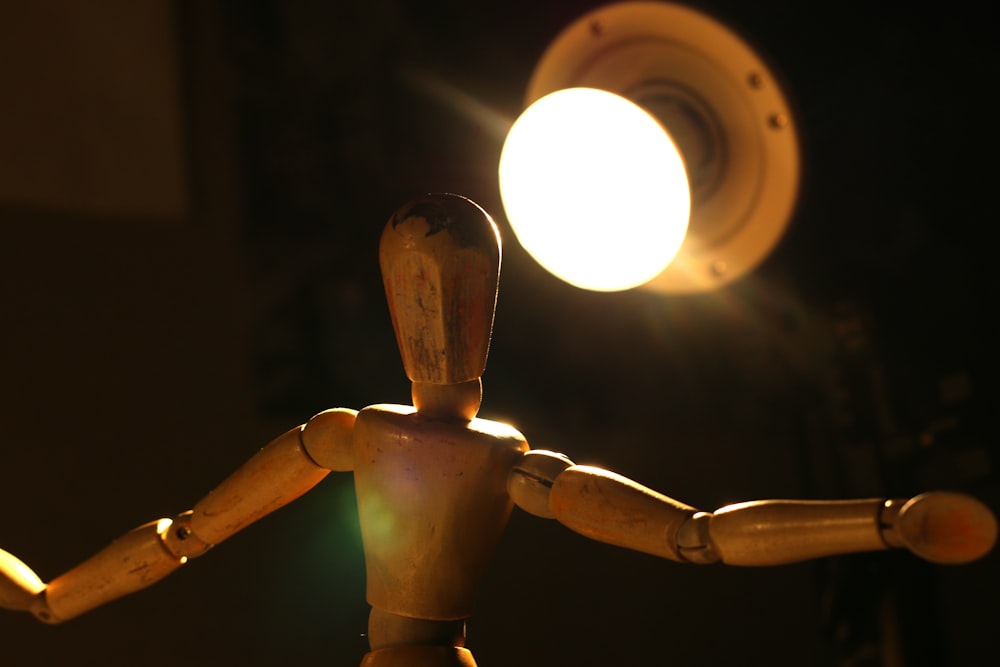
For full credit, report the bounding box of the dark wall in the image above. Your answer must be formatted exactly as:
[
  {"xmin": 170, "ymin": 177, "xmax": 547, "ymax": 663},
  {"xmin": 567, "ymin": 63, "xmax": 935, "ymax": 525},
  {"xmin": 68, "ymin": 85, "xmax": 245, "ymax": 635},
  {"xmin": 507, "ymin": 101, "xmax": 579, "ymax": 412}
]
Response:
[{"xmin": 1, "ymin": 2, "xmax": 996, "ymax": 665}]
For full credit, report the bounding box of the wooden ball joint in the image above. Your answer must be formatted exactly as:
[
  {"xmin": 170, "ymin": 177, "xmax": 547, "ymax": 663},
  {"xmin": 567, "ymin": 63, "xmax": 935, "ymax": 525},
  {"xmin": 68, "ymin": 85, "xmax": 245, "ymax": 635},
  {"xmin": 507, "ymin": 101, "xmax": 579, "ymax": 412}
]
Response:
[{"xmin": 1, "ymin": 193, "xmax": 996, "ymax": 666}]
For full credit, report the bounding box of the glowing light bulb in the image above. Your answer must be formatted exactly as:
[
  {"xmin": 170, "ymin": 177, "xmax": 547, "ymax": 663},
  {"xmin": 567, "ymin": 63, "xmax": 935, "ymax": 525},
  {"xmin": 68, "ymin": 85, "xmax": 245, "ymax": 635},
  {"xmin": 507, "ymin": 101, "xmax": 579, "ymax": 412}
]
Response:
[{"xmin": 499, "ymin": 88, "xmax": 690, "ymax": 292}]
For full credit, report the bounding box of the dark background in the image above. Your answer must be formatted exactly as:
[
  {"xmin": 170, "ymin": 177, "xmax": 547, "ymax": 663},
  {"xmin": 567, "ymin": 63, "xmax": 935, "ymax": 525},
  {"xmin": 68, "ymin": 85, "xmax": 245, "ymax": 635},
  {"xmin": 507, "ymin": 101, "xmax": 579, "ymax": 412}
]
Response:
[{"xmin": 1, "ymin": 1, "xmax": 996, "ymax": 665}]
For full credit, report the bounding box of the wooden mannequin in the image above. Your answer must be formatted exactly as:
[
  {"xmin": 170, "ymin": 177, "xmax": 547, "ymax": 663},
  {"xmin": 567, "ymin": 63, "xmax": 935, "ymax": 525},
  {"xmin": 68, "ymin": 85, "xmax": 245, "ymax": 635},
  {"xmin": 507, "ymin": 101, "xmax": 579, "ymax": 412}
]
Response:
[{"xmin": 0, "ymin": 194, "xmax": 996, "ymax": 666}]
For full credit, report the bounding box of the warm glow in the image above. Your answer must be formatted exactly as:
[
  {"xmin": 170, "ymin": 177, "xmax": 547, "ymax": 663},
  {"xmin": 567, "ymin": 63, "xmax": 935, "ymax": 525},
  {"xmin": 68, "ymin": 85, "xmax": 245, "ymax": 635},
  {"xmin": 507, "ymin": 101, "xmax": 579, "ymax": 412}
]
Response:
[{"xmin": 499, "ymin": 88, "xmax": 690, "ymax": 291}]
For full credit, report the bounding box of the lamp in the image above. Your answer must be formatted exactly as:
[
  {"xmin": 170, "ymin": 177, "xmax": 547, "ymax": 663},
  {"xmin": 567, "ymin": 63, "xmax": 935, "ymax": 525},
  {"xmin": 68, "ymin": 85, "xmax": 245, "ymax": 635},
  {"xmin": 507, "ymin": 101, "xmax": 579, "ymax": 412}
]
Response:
[{"xmin": 499, "ymin": 1, "xmax": 800, "ymax": 293}]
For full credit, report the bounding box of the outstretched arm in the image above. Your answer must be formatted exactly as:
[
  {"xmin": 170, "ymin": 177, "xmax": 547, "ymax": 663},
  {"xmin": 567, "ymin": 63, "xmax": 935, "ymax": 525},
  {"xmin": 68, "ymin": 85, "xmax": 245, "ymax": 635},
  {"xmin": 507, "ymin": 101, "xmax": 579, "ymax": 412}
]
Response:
[
  {"xmin": 508, "ymin": 450, "xmax": 997, "ymax": 566},
  {"xmin": 0, "ymin": 408, "xmax": 356, "ymax": 623}
]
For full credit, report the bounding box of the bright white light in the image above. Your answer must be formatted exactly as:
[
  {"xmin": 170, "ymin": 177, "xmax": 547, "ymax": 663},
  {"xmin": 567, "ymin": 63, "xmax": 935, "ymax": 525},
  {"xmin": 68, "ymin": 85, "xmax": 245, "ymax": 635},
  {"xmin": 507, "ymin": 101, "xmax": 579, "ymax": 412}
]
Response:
[{"xmin": 499, "ymin": 88, "xmax": 690, "ymax": 291}]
